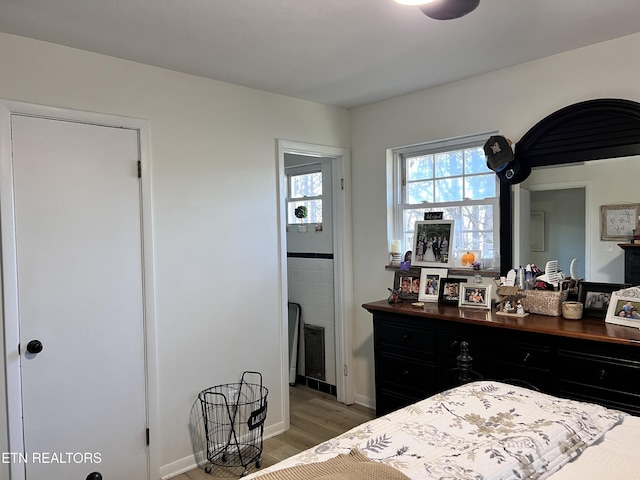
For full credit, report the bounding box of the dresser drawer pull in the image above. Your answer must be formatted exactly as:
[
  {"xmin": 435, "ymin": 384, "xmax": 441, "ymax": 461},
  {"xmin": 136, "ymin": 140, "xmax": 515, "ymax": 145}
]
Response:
[
  {"xmin": 522, "ymin": 352, "xmax": 532, "ymax": 364},
  {"xmin": 450, "ymin": 340, "xmax": 459, "ymax": 350},
  {"xmin": 402, "ymin": 369, "xmax": 410, "ymax": 377},
  {"xmin": 598, "ymin": 369, "xmax": 608, "ymax": 382},
  {"xmin": 402, "ymin": 333, "xmax": 411, "ymax": 341}
]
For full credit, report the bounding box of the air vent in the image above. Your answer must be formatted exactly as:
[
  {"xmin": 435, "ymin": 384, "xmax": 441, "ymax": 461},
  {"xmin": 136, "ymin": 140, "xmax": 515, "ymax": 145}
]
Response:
[{"xmin": 304, "ymin": 325, "xmax": 325, "ymax": 381}]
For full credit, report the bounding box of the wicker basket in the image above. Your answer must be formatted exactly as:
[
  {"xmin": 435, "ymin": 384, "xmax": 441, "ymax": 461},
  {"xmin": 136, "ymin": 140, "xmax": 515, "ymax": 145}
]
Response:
[{"xmin": 521, "ymin": 287, "xmax": 568, "ymax": 316}]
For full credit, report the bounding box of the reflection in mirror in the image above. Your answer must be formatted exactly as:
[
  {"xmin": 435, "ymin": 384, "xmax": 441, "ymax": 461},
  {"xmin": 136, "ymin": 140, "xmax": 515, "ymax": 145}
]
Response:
[
  {"xmin": 528, "ymin": 187, "xmax": 585, "ymax": 279},
  {"xmin": 511, "ymin": 157, "xmax": 639, "ymax": 283},
  {"xmin": 498, "ymin": 98, "xmax": 640, "ymax": 280}
]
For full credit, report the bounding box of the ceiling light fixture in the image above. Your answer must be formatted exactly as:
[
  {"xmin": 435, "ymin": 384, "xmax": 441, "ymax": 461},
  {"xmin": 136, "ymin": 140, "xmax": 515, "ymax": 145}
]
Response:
[
  {"xmin": 394, "ymin": 0, "xmax": 437, "ymax": 5},
  {"xmin": 395, "ymin": 0, "xmax": 480, "ymax": 20}
]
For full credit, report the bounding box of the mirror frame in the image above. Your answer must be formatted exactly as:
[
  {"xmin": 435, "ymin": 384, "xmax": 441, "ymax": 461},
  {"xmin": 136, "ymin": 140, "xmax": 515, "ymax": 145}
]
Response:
[{"xmin": 499, "ymin": 98, "xmax": 640, "ymax": 274}]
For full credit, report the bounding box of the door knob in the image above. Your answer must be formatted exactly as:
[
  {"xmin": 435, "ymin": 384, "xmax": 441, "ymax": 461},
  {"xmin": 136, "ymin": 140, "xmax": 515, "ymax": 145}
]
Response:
[
  {"xmin": 26, "ymin": 340, "xmax": 43, "ymax": 354},
  {"xmin": 86, "ymin": 473, "xmax": 102, "ymax": 480}
]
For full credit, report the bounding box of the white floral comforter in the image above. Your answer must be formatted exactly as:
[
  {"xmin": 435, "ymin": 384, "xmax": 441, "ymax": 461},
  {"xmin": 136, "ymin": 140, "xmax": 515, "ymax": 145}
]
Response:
[{"xmin": 248, "ymin": 381, "xmax": 625, "ymax": 480}]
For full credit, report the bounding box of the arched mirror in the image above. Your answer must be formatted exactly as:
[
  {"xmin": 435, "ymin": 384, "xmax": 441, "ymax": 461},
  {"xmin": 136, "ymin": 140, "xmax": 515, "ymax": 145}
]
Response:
[{"xmin": 499, "ymin": 98, "xmax": 640, "ymax": 276}]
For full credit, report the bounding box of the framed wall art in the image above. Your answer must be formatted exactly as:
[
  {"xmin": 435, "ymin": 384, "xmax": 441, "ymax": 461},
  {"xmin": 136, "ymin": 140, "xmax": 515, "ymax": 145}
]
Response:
[
  {"xmin": 578, "ymin": 281, "xmax": 630, "ymax": 319},
  {"xmin": 411, "ymin": 219, "xmax": 455, "ymax": 267},
  {"xmin": 438, "ymin": 277, "xmax": 467, "ymax": 305},
  {"xmin": 600, "ymin": 203, "xmax": 640, "ymax": 241},
  {"xmin": 605, "ymin": 286, "xmax": 640, "ymax": 329},
  {"xmin": 418, "ymin": 268, "xmax": 448, "ymax": 303},
  {"xmin": 459, "ymin": 284, "xmax": 492, "ymax": 309}
]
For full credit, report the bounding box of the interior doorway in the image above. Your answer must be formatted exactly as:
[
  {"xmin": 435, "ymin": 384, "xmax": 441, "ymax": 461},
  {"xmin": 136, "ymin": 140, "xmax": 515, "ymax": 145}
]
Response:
[
  {"xmin": 276, "ymin": 140, "xmax": 354, "ymax": 429},
  {"xmin": 0, "ymin": 100, "xmax": 159, "ymax": 480}
]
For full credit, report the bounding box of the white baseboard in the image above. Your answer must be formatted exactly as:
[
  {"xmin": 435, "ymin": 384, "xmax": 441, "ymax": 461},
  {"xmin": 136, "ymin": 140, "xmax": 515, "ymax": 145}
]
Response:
[
  {"xmin": 354, "ymin": 393, "xmax": 375, "ymax": 411},
  {"xmin": 160, "ymin": 421, "xmax": 285, "ymax": 479}
]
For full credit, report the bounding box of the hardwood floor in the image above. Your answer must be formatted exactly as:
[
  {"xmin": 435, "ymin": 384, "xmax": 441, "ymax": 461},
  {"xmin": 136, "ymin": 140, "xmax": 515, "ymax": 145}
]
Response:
[{"xmin": 172, "ymin": 385, "xmax": 374, "ymax": 480}]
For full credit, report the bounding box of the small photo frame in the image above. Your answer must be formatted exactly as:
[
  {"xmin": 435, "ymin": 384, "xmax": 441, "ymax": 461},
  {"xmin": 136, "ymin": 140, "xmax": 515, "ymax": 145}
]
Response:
[
  {"xmin": 393, "ymin": 268, "xmax": 422, "ymax": 300},
  {"xmin": 578, "ymin": 281, "xmax": 630, "ymax": 319},
  {"xmin": 418, "ymin": 268, "xmax": 448, "ymax": 302},
  {"xmin": 411, "ymin": 220, "xmax": 455, "ymax": 267},
  {"xmin": 605, "ymin": 287, "xmax": 640, "ymax": 329},
  {"xmin": 459, "ymin": 284, "xmax": 492, "ymax": 309},
  {"xmin": 438, "ymin": 277, "xmax": 467, "ymax": 305}
]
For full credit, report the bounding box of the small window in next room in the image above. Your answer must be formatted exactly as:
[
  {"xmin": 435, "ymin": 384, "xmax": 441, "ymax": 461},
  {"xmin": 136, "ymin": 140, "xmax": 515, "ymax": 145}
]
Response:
[
  {"xmin": 389, "ymin": 132, "xmax": 500, "ymax": 267},
  {"xmin": 286, "ymin": 164, "xmax": 323, "ymax": 225}
]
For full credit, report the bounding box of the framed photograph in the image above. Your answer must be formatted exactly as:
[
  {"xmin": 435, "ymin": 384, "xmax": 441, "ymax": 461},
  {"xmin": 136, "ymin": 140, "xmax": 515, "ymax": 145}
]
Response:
[
  {"xmin": 530, "ymin": 211, "xmax": 545, "ymax": 251},
  {"xmin": 438, "ymin": 277, "xmax": 467, "ymax": 305},
  {"xmin": 418, "ymin": 268, "xmax": 448, "ymax": 302},
  {"xmin": 392, "ymin": 268, "xmax": 422, "ymax": 300},
  {"xmin": 459, "ymin": 284, "xmax": 492, "ymax": 309},
  {"xmin": 578, "ymin": 281, "xmax": 630, "ymax": 319},
  {"xmin": 411, "ymin": 220, "xmax": 455, "ymax": 267},
  {"xmin": 605, "ymin": 286, "xmax": 640, "ymax": 329},
  {"xmin": 600, "ymin": 203, "xmax": 640, "ymax": 241}
]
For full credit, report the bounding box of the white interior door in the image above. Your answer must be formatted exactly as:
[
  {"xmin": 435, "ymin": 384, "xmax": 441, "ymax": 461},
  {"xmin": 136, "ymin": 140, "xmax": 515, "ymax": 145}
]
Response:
[{"xmin": 10, "ymin": 115, "xmax": 148, "ymax": 479}]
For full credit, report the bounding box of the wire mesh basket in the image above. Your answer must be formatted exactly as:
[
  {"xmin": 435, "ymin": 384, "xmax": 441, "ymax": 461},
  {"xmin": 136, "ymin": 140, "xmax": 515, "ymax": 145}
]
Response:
[{"xmin": 198, "ymin": 371, "xmax": 268, "ymax": 477}]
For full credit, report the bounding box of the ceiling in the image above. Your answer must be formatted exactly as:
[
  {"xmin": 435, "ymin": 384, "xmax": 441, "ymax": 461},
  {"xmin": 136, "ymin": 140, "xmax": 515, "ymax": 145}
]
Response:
[{"xmin": 1, "ymin": 0, "xmax": 639, "ymax": 108}]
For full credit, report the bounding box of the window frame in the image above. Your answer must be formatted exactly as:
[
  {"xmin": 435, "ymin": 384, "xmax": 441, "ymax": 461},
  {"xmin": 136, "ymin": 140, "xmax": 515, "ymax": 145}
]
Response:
[
  {"xmin": 389, "ymin": 131, "xmax": 500, "ymax": 267},
  {"xmin": 285, "ymin": 163, "xmax": 323, "ymax": 226}
]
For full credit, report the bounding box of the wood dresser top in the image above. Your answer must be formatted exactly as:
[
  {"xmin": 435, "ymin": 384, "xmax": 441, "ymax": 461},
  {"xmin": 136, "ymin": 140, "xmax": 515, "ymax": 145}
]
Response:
[{"xmin": 363, "ymin": 299, "xmax": 640, "ymax": 347}]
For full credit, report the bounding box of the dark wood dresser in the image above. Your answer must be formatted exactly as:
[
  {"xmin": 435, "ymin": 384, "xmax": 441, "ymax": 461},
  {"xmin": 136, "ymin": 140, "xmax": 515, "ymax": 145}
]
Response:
[
  {"xmin": 363, "ymin": 300, "xmax": 640, "ymax": 417},
  {"xmin": 619, "ymin": 243, "xmax": 640, "ymax": 285}
]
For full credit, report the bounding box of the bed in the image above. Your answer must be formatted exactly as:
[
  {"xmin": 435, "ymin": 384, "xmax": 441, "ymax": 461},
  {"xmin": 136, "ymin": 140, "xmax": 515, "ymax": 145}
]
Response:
[{"xmin": 244, "ymin": 381, "xmax": 640, "ymax": 480}]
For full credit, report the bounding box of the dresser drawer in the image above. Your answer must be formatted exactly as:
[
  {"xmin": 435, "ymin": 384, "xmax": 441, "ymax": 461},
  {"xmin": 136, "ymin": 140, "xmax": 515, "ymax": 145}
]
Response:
[
  {"xmin": 440, "ymin": 332, "xmax": 551, "ymax": 371},
  {"xmin": 376, "ymin": 388, "xmax": 426, "ymax": 417},
  {"xmin": 377, "ymin": 352, "xmax": 436, "ymax": 393},
  {"xmin": 557, "ymin": 380, "xmax": 640, "ymax": 416},
  {"xmin": 375, "ymin": 318, "xmax": 436, "ymax": 356},
  {"xmin": 557, "ymin": 350, "xmax": 640, "ymax": 395}
]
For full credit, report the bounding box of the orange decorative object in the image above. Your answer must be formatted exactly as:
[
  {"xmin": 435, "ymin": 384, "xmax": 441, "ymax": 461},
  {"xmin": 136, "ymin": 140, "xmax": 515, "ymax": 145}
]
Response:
[{"xmin": 461, "ymin": 251, "xmax": 475, "ymax": 266}]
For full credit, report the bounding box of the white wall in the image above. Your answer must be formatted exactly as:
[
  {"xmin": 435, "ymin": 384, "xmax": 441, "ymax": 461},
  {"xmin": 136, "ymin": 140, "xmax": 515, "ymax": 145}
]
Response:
[
  {"xmin": 0, "ymin": 33, "xmax": 350, "ymax": 478},
  {"xmin": 349, "ymin": 33, "xmax": 640, "ymax": 404}
]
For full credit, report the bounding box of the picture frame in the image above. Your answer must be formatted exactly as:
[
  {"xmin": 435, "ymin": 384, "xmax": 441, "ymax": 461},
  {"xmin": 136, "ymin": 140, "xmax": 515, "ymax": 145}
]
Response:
[
  {"xmin": 438, "ymin": 277, "xmax": 467, "ymax": 305},
  {"xmin": 459, "ymin": 283, "xmax": 492, "ymax": 309},
  {"xmin": 411, "ymin": 220, "xmax": 455, "ymax": 267},
  {"xmin": 392, "ymin": 268, "xmax": 422, "ymax": 301},
  {"xmin": 577, "ymin": 281, "xmax": 630, "ymax": 319},
  {"xmin": 530, "ymin": 211, "xmax": 545, "ymax": 252},
  {"xmin": 600, "ymin": 203, "xmax": 640, "ymax": 241},
  {"xmin": 605, "ymin": 286, "xmax": 640, "ymax": 329},
  {"xmin": 418, "ymin": 268, "xmax": 448, "ymax": 302}
]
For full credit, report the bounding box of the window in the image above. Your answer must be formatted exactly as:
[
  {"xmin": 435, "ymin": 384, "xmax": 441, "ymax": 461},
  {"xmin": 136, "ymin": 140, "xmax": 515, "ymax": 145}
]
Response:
[
  {"xmin": 286, "ymin": 164, "xmax": 323, "ymax": 225},
  {"xmin": 390, "ymin": 132, "xmax": 500, "ymax": 265}
]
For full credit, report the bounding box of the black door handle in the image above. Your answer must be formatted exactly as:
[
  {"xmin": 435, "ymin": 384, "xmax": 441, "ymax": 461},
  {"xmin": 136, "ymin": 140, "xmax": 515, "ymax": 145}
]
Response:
[
  {"xmin": 26, "ymin": 340, "xmax": 43, "ymax": 354},
  {"xmin": 86, "ymin": 472, "xmax": 102, "ymax": 480}
]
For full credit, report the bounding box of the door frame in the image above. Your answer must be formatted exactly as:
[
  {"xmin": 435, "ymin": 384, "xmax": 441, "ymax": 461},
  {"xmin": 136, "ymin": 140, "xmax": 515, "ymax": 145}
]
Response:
[
  {"xmin": 276, "ymin": 140, "xmax": 354, "ymax": 428},
  {"xmin": 0, "ymin": 99, "xmax": 159, "ymax": 480}
]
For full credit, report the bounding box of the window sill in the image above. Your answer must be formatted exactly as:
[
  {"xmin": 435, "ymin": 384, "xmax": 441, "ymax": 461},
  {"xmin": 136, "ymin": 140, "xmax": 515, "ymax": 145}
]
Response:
[{"xmin": 385, "ymin": 265, "xmax": 500, "ymax": 278}]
